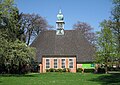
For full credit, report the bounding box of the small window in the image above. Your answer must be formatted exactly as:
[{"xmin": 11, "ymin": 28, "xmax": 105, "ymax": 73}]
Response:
[
  {"xmin": 46, "ymin": 59, "xmax": 50, "ymax": 68},
  {"xmin": 54, "ymin": 59, "xmax": 58, "ymax": 68},
  {"xmin": 59, "ymin": 23, "xmax": 63, "ymax": 27},
  {"xmin": 69, "ymin": 59, "xmax": 73, "ymax": 68},
  {"xmin": 61, "ymin": 59, "xmax": 65, "ymax": 68},
  {"xmin": 58, "ymin": 23, "xmax": 63, "ymax": 28}
]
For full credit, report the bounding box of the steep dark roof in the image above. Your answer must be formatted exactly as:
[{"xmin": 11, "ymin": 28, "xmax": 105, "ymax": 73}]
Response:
[{"xmin": 31, "ymin": 30, "xmax": 95, "ymax": 63}]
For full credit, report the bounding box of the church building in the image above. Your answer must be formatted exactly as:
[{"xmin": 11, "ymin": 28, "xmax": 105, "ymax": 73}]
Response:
[{"xmin": 31, "ymin": 10, "xmax": 95, "ymax": 73}]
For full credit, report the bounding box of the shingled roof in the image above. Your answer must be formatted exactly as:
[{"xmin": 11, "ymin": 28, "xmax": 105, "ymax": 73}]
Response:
[{"xmin": 30, "ymin": 30, "xmax": 95, "ymax": 63}]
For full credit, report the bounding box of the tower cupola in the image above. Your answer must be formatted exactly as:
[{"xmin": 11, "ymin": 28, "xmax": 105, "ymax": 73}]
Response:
[
  {"xmin": 57, "ymin": 9, "xmax": 64, "ymax": 21},
  {"xmin": 56, "ymin": 9, "xmax": 65, "ymax": 35}
]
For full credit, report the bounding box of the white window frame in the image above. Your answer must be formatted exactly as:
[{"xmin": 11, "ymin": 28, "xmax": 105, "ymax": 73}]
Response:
[
  {"xmin": 69, "ymin": 58, "xmax": 74, "ymax": 68},
  {"xmin": 45, "ymin": 58, "xmax": 50, "ymax": 69},
  {"xmin": 61, "ymin": 58, "xmax": 66, "ymax": 68},
  {"xmin": 54, "ymin": 59, "xmax": 58, "ymax": 69}
]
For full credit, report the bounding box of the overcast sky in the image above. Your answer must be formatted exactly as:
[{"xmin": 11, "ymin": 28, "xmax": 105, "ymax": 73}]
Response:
[{"xmin": 15, "ymin": 0, "xmax": 113, "ymax": 32}]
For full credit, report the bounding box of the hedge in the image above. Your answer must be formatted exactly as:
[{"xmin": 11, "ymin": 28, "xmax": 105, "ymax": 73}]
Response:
[{"xmin": 45, "ymin": 68, "xmax": 70, "ymax": 72}]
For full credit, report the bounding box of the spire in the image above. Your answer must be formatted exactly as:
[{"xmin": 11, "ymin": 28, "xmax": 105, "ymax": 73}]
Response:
[
  {"xmin": 59, "ymin": 9, "xmax": 62, "ymax": 14},
  {"xmin": 57, "ymin": 9, "xmax": 64, "ymax": 21}
]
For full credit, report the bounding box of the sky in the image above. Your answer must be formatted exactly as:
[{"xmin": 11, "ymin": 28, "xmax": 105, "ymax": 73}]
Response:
[{"xmin": 15, "ymin": 0, "xmax": 113, "ymax": 32}]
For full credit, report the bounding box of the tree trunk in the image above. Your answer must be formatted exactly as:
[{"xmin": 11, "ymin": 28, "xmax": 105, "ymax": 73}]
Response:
[
  {"xmin": 105, "ymin": 64, "xmax": 108, "ymax": 74},
  {"xmin": 19, "ymin": 61, "xmax": 21, "ymax": 74},
  {"xmin": 105, "ymin": 57, "xmax": 108, "ymax": 74},
  {"xmin": 27, "ymin": 32, "xmax": 32, "ymax": 45}
]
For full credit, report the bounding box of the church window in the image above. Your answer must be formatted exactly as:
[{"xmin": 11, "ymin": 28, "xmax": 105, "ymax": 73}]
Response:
[
  {"xmin": 46, "ymin": 59, "xmax": 50, "ymax": 68},
  {"xmin": 54, "ymin": 59, "xmax": 58, "ymax": 68},
  {"xmin": 61, "ymin": 59, "xmax": 65, "ymax": 68},
  {"xmin": 69, "ymin": 59, "xmax": 73, "ymax": 68}
]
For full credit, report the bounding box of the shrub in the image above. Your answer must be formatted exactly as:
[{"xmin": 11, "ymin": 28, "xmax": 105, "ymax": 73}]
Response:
[
  {"xmin": 77, "ymin": 68, "xmax": 83, "ymax": 73},
  {"xmin": 62, "ymin": 68, "xmax": 70, "ymax": 72},
  {"xmin": 49, "ymin": 68, "xmax": 55, "ymax": 72},
  {"xmin": 97, "ymin": 68, "xmax": 105, "ymax": 73},
  {"xmin": 108, "ymin": 67, "xmax": 120, "ymax": 71},
  {"xmin": 62, "ymin": 68, "xmax": 66, "ymax": 72},
  {"xmin": 54, "ymin": 69, "xmax": 59, "ymax": 72},
  {"xmin": 57, "ymin": 68, "xmax": 62, "ymax": 72},
  {"xmin": 46, "ymin": 69, "xmax": 49, "ymax": 72},
  {"xmin": 66, "ymin": 68, "xmax": 70, "ymax": 72},
  {"xmin": 108, "ymin": 67, "xmax": 114, "ymax": 71},
  {"xmin": 84, "ymin": 69, "xmax": 95, "ymax": 73},
  {"xmin": 46, "ymin": 68, "xmax": 71, "ymax": 72}
]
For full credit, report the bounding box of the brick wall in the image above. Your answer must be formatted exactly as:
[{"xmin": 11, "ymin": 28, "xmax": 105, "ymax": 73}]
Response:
[{"xmin": 41, "ymin": 57, "xmax": 76, "ymax": 73}]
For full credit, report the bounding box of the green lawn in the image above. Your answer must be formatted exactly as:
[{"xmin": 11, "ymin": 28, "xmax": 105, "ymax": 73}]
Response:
[{"xmin": 0, "ymin": 73, "xmax": 120, "ymax": 85}]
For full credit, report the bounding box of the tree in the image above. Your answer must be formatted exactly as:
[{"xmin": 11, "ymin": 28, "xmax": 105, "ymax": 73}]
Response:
[
  {"xmin": 0, "ymin": 0, "xmax": 22, "ymax": 41},
  {"xmin": 95, "ymin": 0, "xmax": 120, "ymax": 73},
  {"xmin": 0, "ymin": 0, "xmax": 50, "ymax": 45},
  {"xmin": 96, "ymin": 20, "xmax": 115, "ymax": 73},
  {"xmin": 73, "ymin": 21, "xmax": 96, "ymax": 44},
  {"xmin": 0, "ymin": 0, "xmax": 35, "ymax": 74},
  {"xmin": 0, "ymin": 34, "xmax": 35, "ymax": 74},
  {"xmin": 21, "ymin": 13, "xmax": 49, "ymax": 45},
  {"xmin": 110, "ymin": 0, "xmax": 120, "ymax": 63},
  {"xmin": 9, "ymin": 40, "xmax": 35, "ymax": 74}
]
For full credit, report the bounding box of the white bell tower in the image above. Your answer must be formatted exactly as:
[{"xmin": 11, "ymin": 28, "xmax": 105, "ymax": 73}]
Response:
[{"xmin": 56, "ymin": 9, "xmax": 65, "ymax": 35}]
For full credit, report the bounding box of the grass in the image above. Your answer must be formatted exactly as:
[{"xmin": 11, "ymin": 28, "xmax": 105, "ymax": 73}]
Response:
[{"xmin": 0, "ymin": 73, "xmax": 120, "ymax": 85}]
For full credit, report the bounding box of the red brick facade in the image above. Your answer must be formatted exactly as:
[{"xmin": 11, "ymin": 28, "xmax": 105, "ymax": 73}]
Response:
[{"xmin": 39, "ymin": 57, "xmax": 76, "ymax": 73}]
